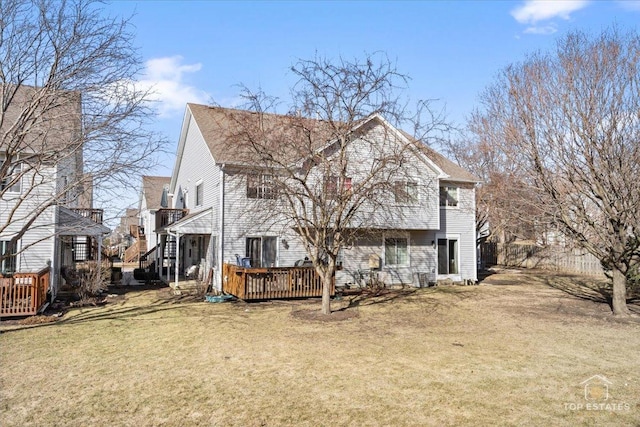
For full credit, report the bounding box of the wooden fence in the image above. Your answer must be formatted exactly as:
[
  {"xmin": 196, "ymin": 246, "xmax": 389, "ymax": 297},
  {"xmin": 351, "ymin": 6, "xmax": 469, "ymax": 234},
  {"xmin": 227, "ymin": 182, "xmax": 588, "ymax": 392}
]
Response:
[
  {"xmin": 0, "ymin": 267, "xmax": 50, "ymax": 317},
  {"xmin": 222, "ymin": 263, "xmax": 333, "ymax": 300},
  {"xmin": 481, "ymin": 242, "xmax": 605, "ymax": 278}
]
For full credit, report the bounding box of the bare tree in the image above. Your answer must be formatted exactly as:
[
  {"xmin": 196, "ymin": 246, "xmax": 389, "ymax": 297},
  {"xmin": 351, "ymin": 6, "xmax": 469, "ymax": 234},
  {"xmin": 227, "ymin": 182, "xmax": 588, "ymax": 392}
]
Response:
[
  {"xmin": 471, "ymin": 28, "xmax": 640, "ymax": 316},
  {"xmin": 0, "ymin": 0, "xmax": 166, "ymax": 265},
  {"xmin": 221, "ymin": 54, "xmax": 450, "ymax": 315},
  {"xmin": 444, "ymin": 128, "xmax": 547, "ymax": 245}
]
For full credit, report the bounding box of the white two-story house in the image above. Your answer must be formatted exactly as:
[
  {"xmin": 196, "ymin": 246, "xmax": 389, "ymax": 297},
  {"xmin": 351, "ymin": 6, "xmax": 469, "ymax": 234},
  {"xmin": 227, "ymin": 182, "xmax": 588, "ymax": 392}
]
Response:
[
  {"xmin": 1, "ymin": 85, "xmax": 108, "ymax": 307},
  {"xmin": 157, "ymin": 103, "xmax": 479, "ymax": 292}
]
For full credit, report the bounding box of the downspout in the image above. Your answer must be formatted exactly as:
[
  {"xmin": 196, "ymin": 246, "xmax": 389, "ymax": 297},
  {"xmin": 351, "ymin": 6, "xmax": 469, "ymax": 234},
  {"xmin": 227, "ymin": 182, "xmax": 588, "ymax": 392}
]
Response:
[
  {"xmin": 50, "ymin": 206, "xmax": 58, "ymax": 301},
  {"xmin": 218, "ymin": 165, "xmax": 225, "ymax": 292}
]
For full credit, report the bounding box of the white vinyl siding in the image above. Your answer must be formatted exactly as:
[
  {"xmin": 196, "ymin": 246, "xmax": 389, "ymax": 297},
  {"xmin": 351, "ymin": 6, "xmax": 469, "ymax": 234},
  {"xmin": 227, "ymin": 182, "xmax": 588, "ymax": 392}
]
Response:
[
  {"xmin": 438, "ymin": 182, "xmax": 477, "ymax": 281},
  {"xmin": 172, "ymin": 113, "xmax": 220, "ymax": 224}
]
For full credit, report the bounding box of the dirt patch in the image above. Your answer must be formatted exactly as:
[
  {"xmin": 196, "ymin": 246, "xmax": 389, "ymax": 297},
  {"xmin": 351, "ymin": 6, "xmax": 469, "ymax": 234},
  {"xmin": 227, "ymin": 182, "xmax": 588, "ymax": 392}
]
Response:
[{"xmin": 291, "ymin": 307, "xmax": 359, "ymax": 322}]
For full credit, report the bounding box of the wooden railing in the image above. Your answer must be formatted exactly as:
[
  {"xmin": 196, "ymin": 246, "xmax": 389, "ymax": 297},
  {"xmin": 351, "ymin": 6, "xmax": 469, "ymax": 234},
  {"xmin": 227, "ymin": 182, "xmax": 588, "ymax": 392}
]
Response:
[
  {"xmin": 156, "ymin": 209, "xmax": 188, "ymax": 230},
  {"xmin": 0, "ymin": 267, "xmax": 50, "ymax": 317},
  {"xmin": 129, "ymin": 224, "xmax": 145, "ymax": 239},
  {"xmin": 124, "ymin": 238, "xmax": 147, "ymax": 263},
  {"xmin": 70, "ymin": 208, "xmax": 104, "ymax": 224},
  {"xmin": 222, "ymin": 263, "xmax": 334, "ymax": 300}
]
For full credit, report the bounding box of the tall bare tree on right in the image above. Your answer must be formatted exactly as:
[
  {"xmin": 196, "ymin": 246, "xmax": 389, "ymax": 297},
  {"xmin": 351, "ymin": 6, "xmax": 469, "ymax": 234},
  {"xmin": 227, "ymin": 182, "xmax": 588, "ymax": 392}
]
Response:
[{"xmin": 471, "ymin": 28, "xmax": 640, "ymax": 316}]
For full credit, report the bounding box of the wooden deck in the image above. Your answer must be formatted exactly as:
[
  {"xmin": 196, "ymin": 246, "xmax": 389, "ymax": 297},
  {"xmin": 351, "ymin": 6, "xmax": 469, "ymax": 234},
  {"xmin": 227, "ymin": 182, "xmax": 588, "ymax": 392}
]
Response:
[
  {"xmin": 0, "ymin": 268, "xmax": 50, "ymax": 317},
  {"xmin": 222, "ymin": 263, "xmax": 334, "ymax": 300}
]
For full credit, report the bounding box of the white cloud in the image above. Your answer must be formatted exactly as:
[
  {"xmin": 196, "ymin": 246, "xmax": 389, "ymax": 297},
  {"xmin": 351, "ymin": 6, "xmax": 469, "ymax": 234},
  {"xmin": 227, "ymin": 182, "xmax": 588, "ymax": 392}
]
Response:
[
  {"xmin": 511, "ymin": 0, "xmax": 589, "ymax": 24},
  {"xmin": 137, "ymin": 56, "xmax": 209, "ymax": 117},
  {"xmin": 523, "ymin": 24, "xmax": 558, "ymax": 35}
]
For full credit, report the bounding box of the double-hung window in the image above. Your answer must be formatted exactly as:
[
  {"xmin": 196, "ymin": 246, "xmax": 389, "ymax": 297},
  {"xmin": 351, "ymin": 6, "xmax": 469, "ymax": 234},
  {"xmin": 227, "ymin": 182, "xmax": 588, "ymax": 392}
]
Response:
[
  {"xmin": 325, "ymin": 175, "xmax": 352, "ymax": 199},
  {"xmin": 247, "ymin": 174, "xmax": 277, "ymax": 199},
  {"xmin": 394, "ymin": 181, "xmax": 418, "ymax": 204},
  {"xmin": 439, "ymin": 186, "xmax": 458, "ymax": 207},
  {"xmin": 1, "ymin": 161, "xmax": 22, "ymax": 194},
  {"xmin": 384, "ymin": 236, "xmax": 409, "ymax": 266}
]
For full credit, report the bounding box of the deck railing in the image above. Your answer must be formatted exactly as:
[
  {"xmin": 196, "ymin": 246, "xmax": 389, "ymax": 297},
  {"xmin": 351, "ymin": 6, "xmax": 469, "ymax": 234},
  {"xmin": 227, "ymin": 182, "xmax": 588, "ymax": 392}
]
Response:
[
  {"xmin": 222, "ymin": 263, "xmax": 334, "ymax": 300},
  {"xmin": 156, "ymin": 208, "xmax": 188, "ymax": 230},
  {"xmin": 0, "ymin": 267, "xmax": 50, "ymax": 317},
  {"xmin": 129, "ymin": 224, "xmax": 145, "ymax": 239},
  {"xmin": 124, "ymin": 238, "xmax": 147, "ymax": 263},
  {"xmin": 70, "ymin": 208, "xmax": 104, "ymax": 224}
]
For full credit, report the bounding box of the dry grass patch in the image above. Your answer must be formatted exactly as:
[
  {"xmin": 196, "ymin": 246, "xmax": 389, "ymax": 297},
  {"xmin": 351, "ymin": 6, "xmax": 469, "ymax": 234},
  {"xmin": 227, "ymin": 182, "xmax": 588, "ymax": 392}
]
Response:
[{"xmin": 1, "ymin": 271, "xmax": 639, "ymax": 426}]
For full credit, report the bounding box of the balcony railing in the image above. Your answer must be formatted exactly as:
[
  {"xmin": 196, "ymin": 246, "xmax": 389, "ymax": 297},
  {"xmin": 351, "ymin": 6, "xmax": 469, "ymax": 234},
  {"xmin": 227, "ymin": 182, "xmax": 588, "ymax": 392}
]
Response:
[
  {"xmin": 156, "ymin": 208, "xmax": 188, "ymax": 230},
  {"xmin": 70, "ymin": 208, "xmax": 103, "ymax": 224}
]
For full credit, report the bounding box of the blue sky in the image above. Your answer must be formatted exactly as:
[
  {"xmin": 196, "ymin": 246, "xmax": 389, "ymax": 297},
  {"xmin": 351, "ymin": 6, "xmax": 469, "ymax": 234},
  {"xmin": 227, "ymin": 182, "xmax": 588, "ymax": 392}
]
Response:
[{"xmin": 105, "ymin": 0, "xmax": 639, "ymax": 184}]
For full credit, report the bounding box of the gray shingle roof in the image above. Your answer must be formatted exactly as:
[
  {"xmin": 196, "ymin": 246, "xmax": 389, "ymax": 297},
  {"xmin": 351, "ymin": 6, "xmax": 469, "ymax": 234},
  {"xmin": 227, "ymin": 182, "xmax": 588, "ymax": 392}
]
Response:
[
  {"xmin": 1, "ymin": 84, "xmax": 82, "ymax": 154},
  {"xmin": 187, "ymin": 103, "xmax": 479, "ymax": 182},
  {"xmin": 142, "ymin": 176, "xmax": 171, "ymax": 210}
]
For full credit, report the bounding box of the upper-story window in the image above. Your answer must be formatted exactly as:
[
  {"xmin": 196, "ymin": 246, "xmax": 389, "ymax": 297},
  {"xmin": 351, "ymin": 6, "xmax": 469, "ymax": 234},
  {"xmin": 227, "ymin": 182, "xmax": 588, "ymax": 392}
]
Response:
[
  {"xmin": 195, "ymin": 181, "xmax": 203, "ymax": 206},
  {"xmin": 439, "ymin": 186, "xmax": 458, "ymax": 207},
  {"xmin": 325, "ymin": 175, "xmax": 352, "ymax": 199},
  {"xmin": 1, "ymin": 161, "xmax": 22, "ymax": 194},
  {"xmin": 247, "ymin": 173, "xmax": 277, "ymax": 199},
  {"xmin": 394, "ymin": 181, "xmax": 418, "ymax": 204}
]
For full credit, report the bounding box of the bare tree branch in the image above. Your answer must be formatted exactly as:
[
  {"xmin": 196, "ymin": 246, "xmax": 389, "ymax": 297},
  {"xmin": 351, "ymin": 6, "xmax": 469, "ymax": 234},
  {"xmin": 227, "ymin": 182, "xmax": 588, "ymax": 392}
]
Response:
[
  {"xmin": 217, "ymin": 53, "xmax": 451, "ymax": 314},
  {"xmin": 469, "ymin": 27, "xmax": 640, "ymax": 316},
  {"xmin": 1, "ymin": 0, "xmax": 168, "ymax": 268}
]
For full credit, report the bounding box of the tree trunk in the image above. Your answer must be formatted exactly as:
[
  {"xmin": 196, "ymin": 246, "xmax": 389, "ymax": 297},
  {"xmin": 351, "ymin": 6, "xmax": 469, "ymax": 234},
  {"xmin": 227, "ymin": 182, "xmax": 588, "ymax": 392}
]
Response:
[
  {"xmin": 321, "ymin": 270, "xmax": 333, "ymax": 315},
  {"xmin": 611, "ymin": 267, "xmax": 631, "ymax": 316}
]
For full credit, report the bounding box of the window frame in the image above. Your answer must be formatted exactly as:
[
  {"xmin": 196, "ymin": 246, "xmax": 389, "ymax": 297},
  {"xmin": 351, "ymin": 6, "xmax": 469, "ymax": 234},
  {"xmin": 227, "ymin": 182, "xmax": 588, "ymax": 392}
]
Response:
[
  {"xmin": 247, "ymin": 173, "xmax": 277, "ymax": 200},
  {"xmin": 245, "ymin": 235, "xmax": 278, "ymax": 268},
  {"xmin": 383, "ymin": 234, "xmax": 410, "ymax": 267},
  {"xmin": 393, "ymin": 180, "xmax": 419, "ymax": 205},
  {"xmin": 1, "ymin": 160, "xmax": 22, "ymax": 194},
  {"xmin": 439, "ymin": 185, "xmax": 459, "ymax": 208},
  {"xmin": 436, "ymin": 235, "xmax": 460, "ymax": 276},
  {"xmin": 325, "ymin": 175, "xmax": 353, "ymax": 199},
  {"xmin": 195, "ymin": 180, "xmax": 204, "ymax": 207},
  {"xmin": 0, "ymin": 239, "xmax": 18, "ymax": 274}
]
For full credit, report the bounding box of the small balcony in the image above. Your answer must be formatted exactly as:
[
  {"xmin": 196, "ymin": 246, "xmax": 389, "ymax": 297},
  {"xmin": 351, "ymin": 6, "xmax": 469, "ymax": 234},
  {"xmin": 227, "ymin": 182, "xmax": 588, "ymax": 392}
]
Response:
[
  {"xmin": 70, "ymin": 208, "xmax": 104, "ymax": 224},
  {"xmin": 156, "ymin": 208, "xmax": 188, "ymax": 230}
]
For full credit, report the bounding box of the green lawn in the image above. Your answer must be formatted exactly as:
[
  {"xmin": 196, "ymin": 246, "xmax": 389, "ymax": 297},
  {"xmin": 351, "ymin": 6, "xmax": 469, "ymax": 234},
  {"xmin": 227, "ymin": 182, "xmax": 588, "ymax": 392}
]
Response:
[{"xmin": 1, "ymin": 270, "xmax": 638, "ymax": 426}]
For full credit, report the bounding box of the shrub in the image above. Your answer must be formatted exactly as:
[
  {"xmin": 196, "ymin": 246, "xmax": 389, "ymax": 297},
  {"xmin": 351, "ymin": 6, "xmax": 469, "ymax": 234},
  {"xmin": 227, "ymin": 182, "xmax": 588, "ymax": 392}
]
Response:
[{"xmin": 76, "ymin": 262, "xmax": 109, "ymax": 300}]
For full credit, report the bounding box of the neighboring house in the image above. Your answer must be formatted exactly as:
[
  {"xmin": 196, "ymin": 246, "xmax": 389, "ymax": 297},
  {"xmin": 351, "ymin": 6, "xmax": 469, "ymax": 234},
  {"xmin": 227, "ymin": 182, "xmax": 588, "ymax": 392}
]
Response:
[
  {"xmin": 0, "ymin": 85, "xmax": 109, "ymax": 308},
  {"xmin": 135, "ymin": 176, "xmax": 171, "ymax": 268},
  {"xmin": 157, "ymin": 103, "xmax": 479, "ymax": 291},
  {"xmin": 111, "ymin": 208, "xmax": 139, "ymax": 259}
]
